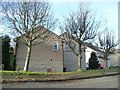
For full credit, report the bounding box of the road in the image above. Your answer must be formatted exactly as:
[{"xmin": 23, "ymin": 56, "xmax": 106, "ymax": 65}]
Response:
[{"xmin": 2, "ymin": 75, "xmax": 119, "ymax": 88}]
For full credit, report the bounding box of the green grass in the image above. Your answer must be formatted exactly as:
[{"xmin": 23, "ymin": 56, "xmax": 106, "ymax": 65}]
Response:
[
  {"xmin": 1, "ymin": 67, "xmax": 119, "ymax": 83},
  {"xmin": 0, "ymin": 67, "xmax": 119, "ymax": 75}
]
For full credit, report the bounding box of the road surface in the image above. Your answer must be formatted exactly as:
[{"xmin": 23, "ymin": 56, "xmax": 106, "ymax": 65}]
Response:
[{"xmin": 2, "ymin": 75, "xmax": 119, "ymax": 88}]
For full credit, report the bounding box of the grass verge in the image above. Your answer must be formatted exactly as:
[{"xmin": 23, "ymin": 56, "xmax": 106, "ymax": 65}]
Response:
[{"xmin": 1, "ymin": 67, "xmax": 119, "ymax": 83}]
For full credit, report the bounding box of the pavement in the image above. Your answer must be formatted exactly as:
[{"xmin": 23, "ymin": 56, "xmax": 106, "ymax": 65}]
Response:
[
  {"xmin": 2, "ymin": 72, "xmax": 120, "ymax": 83},
  {"xmin": 2, "ymin": 75, "xmax": 119, "ymax": 88}
]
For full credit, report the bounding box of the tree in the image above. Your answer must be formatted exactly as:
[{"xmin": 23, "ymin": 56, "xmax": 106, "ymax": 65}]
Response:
[
  {"xmin": 2, "ymin": 35, "xmax": 10, "ymax": 70},
  {"xmin": 97, "ymin": 29, "xmax": 118, "ymax": 68},
  {"xmin": 89, "ymin": 52, "xmax": 99, "ymax": 69},
  {"xmin": 9, "ymin": 46, "xmax": 16, "ymax": 70},
  {"xmin": 60, "ymin": 3, "xmax": 100, "ymax": 70},
  {"xmin": 1, "ymin": 2, "xmax": 56, "ymax": 71}
]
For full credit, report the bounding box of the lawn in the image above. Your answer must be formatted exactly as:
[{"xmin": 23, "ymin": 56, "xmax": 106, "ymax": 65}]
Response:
[{"xmin": 0, "ymin": 67, "xmax": 119, "ymax": 83}]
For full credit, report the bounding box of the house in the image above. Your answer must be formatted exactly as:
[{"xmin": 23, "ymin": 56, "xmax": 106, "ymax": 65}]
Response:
[
  {"xmin": 16, "ymin": 29, "xmax": 119, "ymax": 72},
  {"xmin": 16, "ymin": 28, "xmax": 63, "ymax": 72},
  {"xmin": 107, "ymin": 50, "xmax": 119, "ymax": 67},
  {"xmin": 63, "ymin": 41, "xmax": 119, "ymax": 71}
]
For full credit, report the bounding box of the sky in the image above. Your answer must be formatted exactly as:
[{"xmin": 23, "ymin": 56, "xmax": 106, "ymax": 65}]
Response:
[
  {"xmin": 49, "ymin": 2, "xmax": 118, "ymax": 36},
  {"xmin": 0, "ymin": 1, "xmax": 118, "ymax": 40}
]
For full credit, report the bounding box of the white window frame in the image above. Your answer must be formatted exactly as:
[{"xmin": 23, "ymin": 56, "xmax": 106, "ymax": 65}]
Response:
[{"xmin": 53, "ymin": 41, "xmax": 58, "ymax": 51}]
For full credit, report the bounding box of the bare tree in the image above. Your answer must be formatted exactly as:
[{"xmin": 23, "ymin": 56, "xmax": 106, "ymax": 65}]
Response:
[
  {"xmin": 60, "ymin": 3, "xmax": 100, "ymax": 70},
  {"xmin": 1, "ymin": 2, "xmax": 56, "ymax": 71},
  {"xmin": 97, "ymin": 29, "xmax": 118, "ymax": 68}
]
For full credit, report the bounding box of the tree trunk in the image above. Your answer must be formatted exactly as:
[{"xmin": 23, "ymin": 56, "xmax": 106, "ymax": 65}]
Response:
[
  {"xmin": 104, "ymin": 53, "xmax": 108, "ymax": 68},
  {"xmin": 23, "ymin": 45, "xmax": 32, "ymax": 71},
  {"xmin": 81, "ymin": 50, "xmax": 86, "ymax": 70},
  {"xmin": 78, "ymin": 43, "xmax": 82, "ymax": 71},
  {"xmin": 106, "ymin": 59, "xmax": 108, "ymax": 68},
  {"xmin": 78, "ymin": 54, "xmax": 81, "ymax": 71}
]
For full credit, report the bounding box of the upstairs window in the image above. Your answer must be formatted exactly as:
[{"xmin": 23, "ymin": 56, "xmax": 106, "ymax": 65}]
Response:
[
  {"xmin": 53, "ymin": 41, "xmax": 58, "ymax": 51},
  {"xmin": 63, "ymin": 43, "xmax": 69, "ymax": 50}
]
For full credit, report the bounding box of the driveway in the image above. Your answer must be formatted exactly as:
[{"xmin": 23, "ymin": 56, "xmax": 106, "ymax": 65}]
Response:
[{"xmin": 2, "ymin": 75, "xmax": 119, "ymax": 88}]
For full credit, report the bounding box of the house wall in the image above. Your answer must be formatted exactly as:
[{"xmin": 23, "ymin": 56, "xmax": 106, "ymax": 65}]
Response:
[
  {"xmin": 64, "ymin": 50, "xmax": 88, "ymax": 71},
  {"xmin": 16, "ymin": 35, "xmax": 63, "ymax": 72},
  {"xmin": 63, "ymin": 51, "xmax": 78, "ymax": 71},
  {"xmin": 108, "ymin": 53, "xmax": 119, "ymax": 67},
  {"xmin": 63, "ymin": 44, "xmax": 87, "ymax": 71},
  {"xmin": 85, "ymin": 47, "xmax": 96, "ymax": 63}
]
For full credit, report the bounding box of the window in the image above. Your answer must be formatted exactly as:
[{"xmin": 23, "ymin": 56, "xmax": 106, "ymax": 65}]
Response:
[
  {"xmin": 63, "ymin": 43, "xmax": 69, "ymax": 50},
  {"xmin": 53, "ymin": 41, "xmax": 58, "ymax": 51}
]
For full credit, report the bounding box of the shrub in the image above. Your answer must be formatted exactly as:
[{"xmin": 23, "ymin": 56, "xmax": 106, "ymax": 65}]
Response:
[{"xmin": 89, "ymin": 52, "xmax": 99, "ymax": 69}]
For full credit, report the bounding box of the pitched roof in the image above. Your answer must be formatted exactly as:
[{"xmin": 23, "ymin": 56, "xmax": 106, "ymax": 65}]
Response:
[
  {"xmin": 85, "ymin": 43, "xmax": 102, "ymax": 52},
  {"xmin": 16, "ymin": 26, "xmax": 61, "ymax": 40},
  {"xmin": 113, "ymin": 49, "xmax": 120, "ymax": 54},
  {"xmin": 60, "ymin": 32, "xmax": 102, "ymax": 52}
]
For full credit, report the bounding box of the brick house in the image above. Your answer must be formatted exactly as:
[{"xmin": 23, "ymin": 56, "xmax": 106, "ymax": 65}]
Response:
[{"xmin": 16, "ymin": 28, "xmax": 63, "ymax": 72}]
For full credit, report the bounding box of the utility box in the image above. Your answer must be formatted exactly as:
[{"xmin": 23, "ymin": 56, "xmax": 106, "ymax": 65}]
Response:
[{"xmin": 47, "ymin": 68, "xmax": 52, "ymax": 72}]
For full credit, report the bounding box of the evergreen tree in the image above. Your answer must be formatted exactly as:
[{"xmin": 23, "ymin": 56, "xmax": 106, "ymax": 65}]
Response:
[
  {"xmin": 9, "ymin": 46, "xmax": 16, "ymax": 70},
  {"xmin": 89, "ymin": 52, "xmax": 99, "ymax": 69},
  {"xmin": 2, "ymin": 35, "xmax": 10, "ymax": 70}
]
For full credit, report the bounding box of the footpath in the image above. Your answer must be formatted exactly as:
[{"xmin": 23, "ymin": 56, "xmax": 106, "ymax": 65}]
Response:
[{"xmin": 1, "ymin": 69, "xmax": 120, "ymax": 83}]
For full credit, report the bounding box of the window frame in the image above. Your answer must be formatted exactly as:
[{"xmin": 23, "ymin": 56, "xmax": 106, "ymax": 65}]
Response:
[{"xmin": 53, "ymin": 41, "xmax": 58, "ymax": 51}]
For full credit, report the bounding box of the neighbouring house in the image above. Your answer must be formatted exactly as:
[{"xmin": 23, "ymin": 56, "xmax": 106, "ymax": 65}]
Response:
[
  {"xmin": 62, "ymin": 41, "xmax": 119, "ymax": 71},
  {"xmin": 84, "ymin": 43, "xmax": 119, "ymax": 68},
  {"xmin": 16, "ymin": 29, "xmax": 119, "ymax": 72},
  {"xmin": 107, "ymin": 50, "xmax": 119, "ymax": 67}
]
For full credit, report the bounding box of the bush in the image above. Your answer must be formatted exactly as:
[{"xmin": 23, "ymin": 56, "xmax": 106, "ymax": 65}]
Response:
[{"xmin": 89, "ymin": 52, "xmax": 99, "ymax": 69}]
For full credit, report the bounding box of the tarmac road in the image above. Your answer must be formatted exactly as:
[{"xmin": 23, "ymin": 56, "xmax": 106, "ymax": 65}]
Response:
[{"xmin": 2, "ymin": 75, "xmax": 119, "ymax": 88}]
